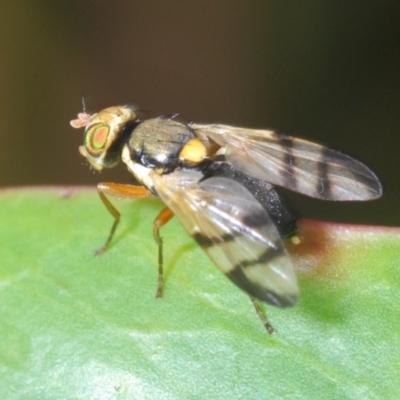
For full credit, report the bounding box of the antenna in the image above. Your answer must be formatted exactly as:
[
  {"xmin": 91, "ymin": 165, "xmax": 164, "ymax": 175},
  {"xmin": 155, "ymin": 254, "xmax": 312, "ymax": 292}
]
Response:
[{"xmin": 81, "ymin": 97, "xmax": 87, "ymax": 114}]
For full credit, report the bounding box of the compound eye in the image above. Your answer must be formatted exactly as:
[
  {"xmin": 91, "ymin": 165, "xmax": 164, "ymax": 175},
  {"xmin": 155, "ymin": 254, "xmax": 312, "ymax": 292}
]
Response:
[{"xmin": 84, "ymin": 123, "xmax": 110, "ymax": 157}]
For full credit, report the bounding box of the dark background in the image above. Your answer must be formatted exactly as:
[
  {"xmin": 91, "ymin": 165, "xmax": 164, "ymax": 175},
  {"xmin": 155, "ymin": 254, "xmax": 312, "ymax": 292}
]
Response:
[{"xmin": 1, "ymin": 1, "xmax": 399, "ymax": 226}]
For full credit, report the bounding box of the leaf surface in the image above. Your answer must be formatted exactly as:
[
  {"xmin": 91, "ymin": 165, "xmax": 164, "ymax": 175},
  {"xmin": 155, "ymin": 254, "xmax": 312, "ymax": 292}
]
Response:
[{"xmin": 0, "ymin": 188, "xmax": 399, "ymax": 399}]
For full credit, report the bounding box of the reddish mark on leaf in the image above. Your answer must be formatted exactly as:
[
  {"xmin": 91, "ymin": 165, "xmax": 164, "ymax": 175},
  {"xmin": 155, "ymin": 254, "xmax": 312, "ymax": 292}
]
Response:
[{"xmin": 287, "ymin": 219, "xmax": 346, "ymax": 279}]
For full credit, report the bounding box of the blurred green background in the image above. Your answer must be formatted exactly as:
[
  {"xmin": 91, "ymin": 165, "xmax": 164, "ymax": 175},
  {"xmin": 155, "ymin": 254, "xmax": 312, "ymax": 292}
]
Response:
[{"xmin": 0, "ymin": 1, "xmax": 399, "ymax": 226}]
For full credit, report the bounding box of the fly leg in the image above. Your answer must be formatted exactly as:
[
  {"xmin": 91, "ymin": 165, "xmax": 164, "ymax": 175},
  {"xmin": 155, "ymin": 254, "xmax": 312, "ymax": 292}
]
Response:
[
  {"xmin": 153, "ymin": 207, "xmax": 174, "ymax": 298},
  {"xmin": 95, "ymin": 182, "xmax": 152, "ymax": 256},
  {"xmin": 250, "ymin": 297, "xmax": 276, "ymax": 335}
]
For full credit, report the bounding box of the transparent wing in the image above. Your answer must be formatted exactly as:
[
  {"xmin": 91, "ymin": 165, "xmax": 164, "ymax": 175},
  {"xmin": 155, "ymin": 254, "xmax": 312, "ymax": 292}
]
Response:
[
  {"xmin": 189, "ymin": 123, "xmax": 382, "ymax": 201},
  {"xmin": 152, "ymin": 171, "xmax": 299, "ymax": 307}
]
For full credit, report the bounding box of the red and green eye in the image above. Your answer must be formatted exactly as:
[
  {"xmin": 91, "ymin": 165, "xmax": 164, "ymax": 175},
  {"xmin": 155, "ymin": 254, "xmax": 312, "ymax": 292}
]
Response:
[{"xmin": 84, "ymin": 123, "xmax": 110, "ymax": 157}]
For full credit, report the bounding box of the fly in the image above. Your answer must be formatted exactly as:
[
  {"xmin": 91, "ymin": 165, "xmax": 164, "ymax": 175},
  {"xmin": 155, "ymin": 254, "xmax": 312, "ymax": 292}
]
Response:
[{"xmin": 70, "ymin": 105, "xmax": 382, "ymax": 333}]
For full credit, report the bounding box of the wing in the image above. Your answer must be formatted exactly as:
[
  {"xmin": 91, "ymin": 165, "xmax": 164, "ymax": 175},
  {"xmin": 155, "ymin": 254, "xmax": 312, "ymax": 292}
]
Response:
[
  {"xmin": 189, "ymin": 123, "xmax": 382, "ymax": 201},
  {"xmin": 152, "ymin": 170, "xmax": 299, "ymax": 307}
]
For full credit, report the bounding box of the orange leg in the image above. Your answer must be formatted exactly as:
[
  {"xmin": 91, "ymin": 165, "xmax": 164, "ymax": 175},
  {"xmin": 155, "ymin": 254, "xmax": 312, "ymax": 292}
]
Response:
[
  {"xmin": 95, "ymin": 182, "xmax": 152, "ymax": 256},
  {"xmin": 153, "ymin": 207, "xmax": 174, "ymax": 298},
  {"xmin": 250, "ymin": 297, "xmax": 276, "ymax": 335}
]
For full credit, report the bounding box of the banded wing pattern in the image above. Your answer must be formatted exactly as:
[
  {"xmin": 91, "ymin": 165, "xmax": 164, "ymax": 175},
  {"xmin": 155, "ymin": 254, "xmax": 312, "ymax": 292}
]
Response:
[
  {"xmin": 152, "ymin": 171, "xmax": 299, "ymax": 307},
  {"xmin": 189, "ymin": 123, "xmax": 382, "ymax": 201}
]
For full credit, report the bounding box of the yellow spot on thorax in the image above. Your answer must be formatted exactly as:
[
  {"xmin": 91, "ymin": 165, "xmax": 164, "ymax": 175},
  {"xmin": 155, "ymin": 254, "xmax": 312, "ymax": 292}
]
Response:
[{"xmin": 179, "ymin": 138, "xmax": 208, "ymax": 165}]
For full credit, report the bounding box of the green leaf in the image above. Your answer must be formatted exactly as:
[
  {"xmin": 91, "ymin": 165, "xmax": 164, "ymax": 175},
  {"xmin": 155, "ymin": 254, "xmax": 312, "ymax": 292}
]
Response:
[{"xmin": 0, "ymin": 188, "xmax": 399, "ymax": 399}]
